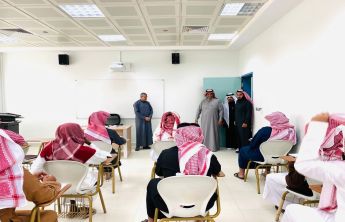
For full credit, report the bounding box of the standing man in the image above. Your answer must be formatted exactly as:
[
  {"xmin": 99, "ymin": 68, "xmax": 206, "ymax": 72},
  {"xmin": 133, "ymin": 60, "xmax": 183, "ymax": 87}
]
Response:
[
  {"xmin": 223, "ymin": 93, "xmax": 237, "ymax": 149},
  {"xmin": 134, "ymin": 92, "xmax": 153, "ymax": 151},
  {"xmin": 195, "ymin": 89, "xmax": 224, "ymax": 152},
  {"xmin": 235, "ymin": 89, "xmax": 253, "ymax": 152}
]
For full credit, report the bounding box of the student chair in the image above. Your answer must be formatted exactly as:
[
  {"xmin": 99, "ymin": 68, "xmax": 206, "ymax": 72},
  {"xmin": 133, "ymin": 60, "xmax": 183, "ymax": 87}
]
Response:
[
  {"xmin": 43, "ymin": 160, "xmax": 106, "ymax": 222},
  {"xmin": 28, "ymin": 184, "xmax": 71, "ymax": 222},
  {"xmin": 151, "ymin": 141, "xmax": 176, "ymax": 179},
  {"xmin": 92, "ymin": 141, "xmax": 123, "ymax": 194},
  {"xmin": 244, "ymin": 140, "xmax": 294, "ymax": 194},
  {"xmin": 153, "ymin": 175, "xmax": 221, "ymax": 222},
  {"xmin": 275, "ymin": 185, "xmax": 321, "ymax": 221}
]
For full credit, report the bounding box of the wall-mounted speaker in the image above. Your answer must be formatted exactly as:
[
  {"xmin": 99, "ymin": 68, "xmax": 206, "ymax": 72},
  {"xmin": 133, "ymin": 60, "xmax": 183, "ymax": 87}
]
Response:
[
  {"xmin": 58, "ymin": 54, "xmax": 69, "ymax": 65},
  {"xmin": 172, "ymin": 53, "xmax": 180, "ymax": 64}
]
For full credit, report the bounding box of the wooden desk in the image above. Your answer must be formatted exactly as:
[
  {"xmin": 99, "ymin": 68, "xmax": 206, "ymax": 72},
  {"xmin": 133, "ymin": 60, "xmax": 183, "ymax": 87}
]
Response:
[{"xmin": 108, "ymin": 125, "xmax": 132, "ymax": 158}]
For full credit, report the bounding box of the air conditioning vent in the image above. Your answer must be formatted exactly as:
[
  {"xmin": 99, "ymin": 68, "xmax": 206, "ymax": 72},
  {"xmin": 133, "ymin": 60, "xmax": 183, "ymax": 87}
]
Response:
[
  {"xmin": 182, "ymin": 26, "xmax": 209, "ymax": 34},
  {"xmin": 238, "ymin": 3, "xmax": 264, "ymax": 16}
]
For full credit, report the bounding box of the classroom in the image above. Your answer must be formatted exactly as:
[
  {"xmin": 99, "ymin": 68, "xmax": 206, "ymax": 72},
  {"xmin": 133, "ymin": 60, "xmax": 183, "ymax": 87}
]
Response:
[{"xmin": 0, "ymin": 0, "xmax": 344, "ymax": 222}]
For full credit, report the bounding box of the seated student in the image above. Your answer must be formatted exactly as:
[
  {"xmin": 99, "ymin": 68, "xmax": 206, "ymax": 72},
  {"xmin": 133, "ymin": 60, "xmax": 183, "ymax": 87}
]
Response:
[
  {"xmin": 84, "ymin": 111, "xmax": 126, "ymax": 145},
  {"xmin": 142, "ymin": 123, "xmax": 225, "ymax": 222},
  {"xmin": 31, "ymin": 123, "xmax": 110, "ymax": 192},
  {"xmin": 263, "ymin": 160, "xmax": 313, "ymax": 211},
  {"xmin": 282, "ymin": 113, "xmax": 345, "ymax": 222},
  {"xmin": 0, "ymin": 129, "xmax": 61, "ymax": 222},
  {"xmin": 84, "ymin": 111, "xmax": 126, "ymax": 179},
  {"xmin": 151, "ymin": 112, "xmax": 180, "ymax": 160},
  {"xmin": 262, "ymin": 118, "xmax": 340, "ymax": 210},
  {"xmin": 234, "ymin": 112, "xmax": 296, "ymax": 179}
]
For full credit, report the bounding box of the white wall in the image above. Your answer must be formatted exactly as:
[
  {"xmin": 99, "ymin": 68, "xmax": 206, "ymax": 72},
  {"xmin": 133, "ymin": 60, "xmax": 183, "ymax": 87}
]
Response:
[
  {"xmin": 238, "ymin": 0, "xmax": 345, "ymax": 147},
  {"xmin": 3, "ymin": 50, "xmax": 238, "ymax": 139},
  {"xmin": 0, "ymin": 53, "xmax": 4, "ymax": 112}
]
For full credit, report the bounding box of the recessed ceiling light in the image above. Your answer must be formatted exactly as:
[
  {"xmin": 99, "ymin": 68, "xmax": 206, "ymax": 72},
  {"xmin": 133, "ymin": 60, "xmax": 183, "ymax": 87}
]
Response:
[
  {"xmin": 59, "ymin": 4, "xmax": 104, "ymax": 18},
  {"xmin": 221, "ymin": 3, "xmax": 245, "ymax": 16},
  {"xmin": 0, "ymin": 34, "xmax": 17, "ymax": 43},
  {"xmin": 208, "ymin": 33, "xmax": 236, "ymax": 41},
  {"xmin": 98, "ymin": 35, "xmax": 126, "ymax": 42}
]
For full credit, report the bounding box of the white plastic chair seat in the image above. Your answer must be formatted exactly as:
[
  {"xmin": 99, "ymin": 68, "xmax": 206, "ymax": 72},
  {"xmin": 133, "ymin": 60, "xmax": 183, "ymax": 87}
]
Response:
[
  {"xmin": 157, "ymin": 175, "xmax": 217, "ymax": 218},
  {"xmin": 43, "ymin": 160, "xmax": 89, "ymax": 195},
  {"xmin": 151, "ymin": 141, "xmax": 176, "ymax": 161},
  {"xmin": 91, "ymin": 141, "xmax": 112, "ymax": 153},
  {"xmin": 258, "ymin": 140, "xmax": 294, "ymax": 165}
]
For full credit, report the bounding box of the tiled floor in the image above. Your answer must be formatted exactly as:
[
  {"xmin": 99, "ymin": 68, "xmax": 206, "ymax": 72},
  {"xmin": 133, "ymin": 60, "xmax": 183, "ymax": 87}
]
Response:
[{"xmin": 22, "ymin": 149, "xmax": 278, "ymax": 222}]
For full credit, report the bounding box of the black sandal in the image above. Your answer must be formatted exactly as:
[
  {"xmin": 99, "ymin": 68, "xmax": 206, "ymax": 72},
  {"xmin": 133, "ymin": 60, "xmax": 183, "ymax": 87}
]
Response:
[{"xmin": 234, "ymin": 172, "xmax": 244, "ymax": 180}]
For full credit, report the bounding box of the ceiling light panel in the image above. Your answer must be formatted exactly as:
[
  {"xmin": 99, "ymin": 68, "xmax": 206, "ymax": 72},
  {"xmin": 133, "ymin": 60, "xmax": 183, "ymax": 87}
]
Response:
[
  {"xmin": 221, "ymin": 3, "xmax": 245, "ymax": 16},
  {"xmin": 208, "ymin": 33, "xmax": 236, "ymax": 41},
  {"xmin": 0, "ymin": 33, "xmax": 17, "ymax": 43},
  {"xmin": 59, "ymin": 4, "xmax": 105, "ymax": 18},
  {"xmin": 98, "ymin": 35, "xmax": 126, "ymax": 42}
]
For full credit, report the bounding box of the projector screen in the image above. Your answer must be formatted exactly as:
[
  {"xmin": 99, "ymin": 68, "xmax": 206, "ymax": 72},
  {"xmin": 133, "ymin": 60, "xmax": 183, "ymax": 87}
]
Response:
[{"xmin": 75, "ymin": 79, "xmax": 165, "ymax": 119}]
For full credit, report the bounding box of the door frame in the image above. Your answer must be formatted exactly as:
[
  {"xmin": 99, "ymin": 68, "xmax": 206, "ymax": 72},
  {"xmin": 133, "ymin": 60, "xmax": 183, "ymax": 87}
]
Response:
[{"xmin": 241, "ymin": 72, "xmax": 253, "ymax": 98}]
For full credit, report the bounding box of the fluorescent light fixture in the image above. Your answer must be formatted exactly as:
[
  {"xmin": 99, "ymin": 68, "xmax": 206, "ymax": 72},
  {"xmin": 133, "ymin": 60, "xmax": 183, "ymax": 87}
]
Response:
[
  {"xmin": 221, "ymin": 3, "xmax": 245, "ymax": 16},
  {"xmin": 98, "ymin": 35, "xmax": 126, "ymax": 42},
  {"xmin": 208, "ymin": 33, "xmax": 236, "ymax": 41},
  {"xmin": 59, "ymin": 4, "xmax": 104, "ymax": 18},
  {"xmin": 0, "ymin": 34, "xmax": 17, "ymax": 43}
]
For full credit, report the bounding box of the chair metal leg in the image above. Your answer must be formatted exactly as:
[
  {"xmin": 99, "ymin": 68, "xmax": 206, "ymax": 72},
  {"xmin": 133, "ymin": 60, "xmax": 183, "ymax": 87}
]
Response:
[
  {"xmin": 276, "ymin": 165, "xmax": 279, "ymax": 173},
  {"xmin": 118, "ymin": 166, "xmax": 123, "ymax": 182},
  {"xmin": 57, "ymin": 197, "xmax": 61, "ymax": 214},
  {"xmin": 275, "ymin": 191, "xmax": 289, "ymax": 221},
  {"xmin": 29, "ymin": 207, "xmax": 38, "ymax": 222},
  {"xmin": 112, "ymin": 167, "xmax": 115, "ymax": 194},
  {"xmin": 88, "ymin": 196, "xmax": 93, "ymax": 222},
  {"xmin": 151, "ymin": 163, "xmax": 156, "ymax": 179},
  {"xmin": 98, "ymin": 189, "xmax": 107, "ymax": 213},
  {"xmin": 255, "ymin": 165, "xmax": 261, "ymax": 194},
  {"xmin": 37, "ymin": 208, "xmax": 41, "ymax": 222},
  {"xmin": 244, "ymin": 160, "xmax": 252, "ymax": 182},
  {"xmin": 153, "ymin": 208, "xmax": 159, "ymax": 222}
]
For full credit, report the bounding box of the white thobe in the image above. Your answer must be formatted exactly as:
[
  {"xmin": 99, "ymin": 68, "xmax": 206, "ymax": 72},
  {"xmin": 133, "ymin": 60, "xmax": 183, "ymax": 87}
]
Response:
[{"xmin": 282, "ymin": 122, "xmax": 345, "ymax": 222}]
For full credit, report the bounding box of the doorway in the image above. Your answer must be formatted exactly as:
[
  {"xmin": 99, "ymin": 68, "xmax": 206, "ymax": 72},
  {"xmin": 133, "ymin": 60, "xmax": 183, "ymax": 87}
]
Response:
[{"xmin": 241, "ymin": 72, "xmax": 253, "ymax": 98}]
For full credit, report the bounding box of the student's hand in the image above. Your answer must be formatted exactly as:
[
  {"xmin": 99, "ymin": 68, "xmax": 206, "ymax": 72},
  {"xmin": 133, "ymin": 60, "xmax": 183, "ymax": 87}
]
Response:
[
  {"xmin": 218, "ymin": 120, "xmax": 223, "ymax": 126},
  {"xmin": 42, "ymin": 175, "xmax": 57, "ymax": 182},
  {"xmin": 21, "ymin": 142, "xmax": 30, "ymax": 149},
  {"xmin": 242, "ymin": 123, "xmax": 248, "ymax": 128},
  {"xmin": 217, "ymin": 171, "xmax": 225, "ymax": 177},
  {"xmin": 311, "ymin": 113, "xmax": 329, "ymax": 122},
  {"xmin": 33, "ymin": 171, "xmax": 48, "ymax": 180},
  {"xmin": 144, "ymin": 117, "xmax": 150, "ymax": 121}
]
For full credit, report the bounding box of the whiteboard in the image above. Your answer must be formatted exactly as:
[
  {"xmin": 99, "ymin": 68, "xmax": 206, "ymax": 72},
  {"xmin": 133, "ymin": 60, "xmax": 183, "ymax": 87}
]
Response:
[{"xmin": 75, "ymin": 79, "xmax": 164, "ymax": 118}]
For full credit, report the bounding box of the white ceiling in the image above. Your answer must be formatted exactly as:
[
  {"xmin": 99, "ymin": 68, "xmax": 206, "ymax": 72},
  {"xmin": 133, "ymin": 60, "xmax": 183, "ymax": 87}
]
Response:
[{"xmin": 0, "ymin": 0, "xmax": 268, "ymax": 48}]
